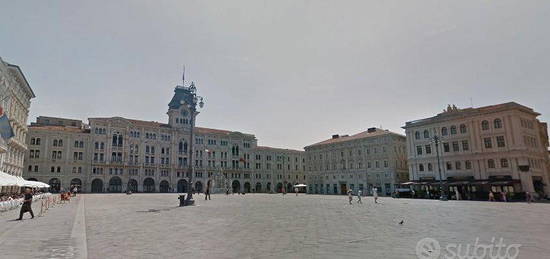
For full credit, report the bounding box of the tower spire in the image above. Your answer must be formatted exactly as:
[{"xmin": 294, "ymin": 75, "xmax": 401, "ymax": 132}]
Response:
[{"xmin": 182, "ymin": 65, "xmax": 186, "ymax": 86}]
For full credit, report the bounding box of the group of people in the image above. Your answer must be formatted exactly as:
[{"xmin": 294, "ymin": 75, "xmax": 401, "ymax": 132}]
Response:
[{"xmin": 347, "ymin": 188, "xmax": 379, "ymax": 205}]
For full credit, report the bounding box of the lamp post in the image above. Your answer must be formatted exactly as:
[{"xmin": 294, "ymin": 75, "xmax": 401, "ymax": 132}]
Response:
[
  {"xmin": 183, "ymin": 82, "xmax": 204, "ymax": 206},
  {"xmin": 432, "ymin": 135, "xmax": 447, "ymax": 201}
]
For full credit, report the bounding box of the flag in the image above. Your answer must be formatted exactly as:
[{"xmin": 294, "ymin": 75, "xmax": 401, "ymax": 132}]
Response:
[
  {"xmin": 239, "ymin": 157, "xmax": 246, "ymax": 163},
  {"xmin": 0, "ymin": 114, "xmax": 14, "ymax": 140}
]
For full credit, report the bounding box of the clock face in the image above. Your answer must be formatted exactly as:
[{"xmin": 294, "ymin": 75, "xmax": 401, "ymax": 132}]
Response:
[{"xmin": 180, "ymin": 110, "xmax": 188, "ymax": 117}]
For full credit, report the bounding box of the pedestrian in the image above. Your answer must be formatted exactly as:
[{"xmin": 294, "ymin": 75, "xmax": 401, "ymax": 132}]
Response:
[
  {"xmin": 501, "ymin": 191, "xmax": 507, "ymax": 202},
  {"xmin": 411, "ymin": 189, "xmax": 416, "ymax": 199},
  {"xmin": 357, "ymin": 190, "xmax": 362, "ymax": 204},
  {"xmin": 455, "ymin": 189, "xmax": 461, "ymax": 200},
  {"xmin": 373, "ymin": 188, "xmax": 378, "ymax": 203},
  {"xmin": 526, "ymin": 192, "xmax": 533, "ymax": 204},
  {"xmin": 17, "ymin": 188, "xmax": 34, "ymax": 220},
  {"xmin": 295, "ymin": 187, "xmax": 299, "ymax": 196},
  {"xmin": 488, "ymin": 191, "xmax": 495, "ymax": 202},
  {"xmin": 73, "ymin": 186, "xmax": 78, "ymax": 197},
  {"xmin": 205, "ymin": 188, "xmax": 211, "ymax": 200},
  {"xmin": 348, "ymin": 190, "xmax": 353, "ymax": 204}
]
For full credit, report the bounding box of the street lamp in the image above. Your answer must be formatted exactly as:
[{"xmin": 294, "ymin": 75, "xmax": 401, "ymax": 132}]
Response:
[
  {"xmin": 432, "ymin": 135, "xmax": 447, "ymax": 201},
  {"xmin": 182, "ymin": 81, "xmax": 205, "ymax": 206}
]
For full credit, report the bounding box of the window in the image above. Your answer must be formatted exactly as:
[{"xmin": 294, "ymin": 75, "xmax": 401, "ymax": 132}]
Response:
[
  {"xmin": 465, "ymin": 160, "xmax": 472, "ymax": 170},
  {"xmin": 455, "ymin": 161, "xmax": 461, "ymax": 170},
  {"xmin": 446, "ymin": 162, "xmax": 452, "ymax": 170},
  {"xmin": 496, "ymin": 136, "xmax": 506, "ymax": 148},
  {"xmin": 441, "ymin": 127, "xmax": 448, "ymax": 136},
  {"xmin": 459, "ymin": 124, "xmax": 467, "ymax": 134},
  {"xmin": 488, "ymin": 159, "xmax": 495, "ymax": 168},
  {"xmin": 462, "ymin": 140, "xmax": 469, "ymax": 151},
  {"xmin": 484, "ymin": 138, "xmax": 492, "ymax": 148},
  {"xmin": 423, "ymin": 130, "xmax": 430, "ymax": 139},
  {"xmin": 427, "ymin": 163, "xmax": 433, "ymax": 171},
  {"xmin": 425, "ymin": 145, "xmax": 431, "ymax": 154},
  {"xmin": 450, "ymin": 126, "xmax": 457, "ymax": 135},
  {"xmin": 494, "ymin": 119, "xmax": 502, "ymax": 129},
  {"xmin": 419, "ymin": 164, "xmax": 424, "ymax": 172},
  {"xmin": 443, "ymin": 142, "xmax": 450, "ymax": 152},
  {"xmin": 415, "ymin": 131, "xmax": 420, "ymax": 140},
  {"xmin": 452, "ymin": 141, "xmax": 459, "ymax": 152},
  {"xmin": 481, "ymin": 120, "xmax": 489, "ymax": 130},
  {"xmin": 416, "ymin": 146, "xmax": 422, "ymax": 155},
  {"xmin": 500, "ymin": 159, "xmax": 509, "ymax": 168}
]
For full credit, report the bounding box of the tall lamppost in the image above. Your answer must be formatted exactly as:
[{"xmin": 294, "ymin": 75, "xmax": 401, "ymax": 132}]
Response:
[
  {"xmin": 182, "ymin": 82, "xmax": 204, "ymax": 206},
  {"xmin": 432, "ymin": 135, "xmax": 447, "ymax": 201}
]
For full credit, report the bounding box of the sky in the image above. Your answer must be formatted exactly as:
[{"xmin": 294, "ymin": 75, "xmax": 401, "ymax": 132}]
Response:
[{"xmin": 1, "ymin": 0, "xmax": 549, "ymax": 150}]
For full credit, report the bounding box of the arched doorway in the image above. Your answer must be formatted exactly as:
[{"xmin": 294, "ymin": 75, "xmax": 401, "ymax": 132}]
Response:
[
  {"xmin": 195, "ymin": 181, "xmax": 203, "ymax": 193},
  {"xmin": 160, "ymin": 180, "xmax": 170, "ymax": 193},
  {"xmin": 177, "ymin": 179, "xmax": 188, "ymax": 193},
  {"xmin": 232, "ymin": 180, "xmax": 241, "ymax": 193},
  {"xmin": 255, "ymin": 182, "xmax": 262, "ymax": 193},
  {"xmin": 49, "ymin": 178, "xmax": 61, "ymax": 193},
  {"xmin": 109, "ymin": 177, "xmax": 122, "ymax": 193},
  {"xmin": 91, "ymin": 179, "xmax": 103, "ymax": 193},
  {"xmin": 70, "ymin": 178, "xmax": 82, "ymax": 192},
  {"xmin": 143, "ymin": 178, "xmax": 155, "ymax": 193},
  {"xmin": 128, "ymin": 179, "xmax": 138, "ymax": 192},
  {"xmin": 267, "ymin": 182, "xmax": 271, "ymax": 192},
  {"xmin": 244, "ymin": 182, "xmax": 251, "ymax": 193},
  {"xmin": 276, "ymin": 183, "xmax": 283, "ymax": 193}
]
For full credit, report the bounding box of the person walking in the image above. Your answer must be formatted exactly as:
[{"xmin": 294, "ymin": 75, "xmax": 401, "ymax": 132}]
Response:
[
  {"xmin": 17, "ymin": 188, "xmax": 34, "ymax": 220},
  {"xmin": 295, "ymin": 187, "xmax": 299, "ymax": 196},
  {"xmin": 205, "ymin": 183, "xmax": 211, "ymax": 201},
  {"xmin": 526, "ymin": 192, "xmax": 533, "ymax": 204},
  {"xmin": 501, "ymin": 191, "xmax": 507, "ymax": 202},
  {"xmin": 373, "ymin": 188, "xmax": 379, "ymax": 203},
  {"xmin": 347, "ymin": 189, "xmax": 353, "ymax": 205},
  {"xmin": 488, "ymin": 191, "xmax": 495, "ymax": 202},
  {"xmin": 72, "ymin": 186, "xmax": 78, "ymax": 197},
  {"xmin": 357, "ymin": 190, "xmax": 362, "ymax": 204}
]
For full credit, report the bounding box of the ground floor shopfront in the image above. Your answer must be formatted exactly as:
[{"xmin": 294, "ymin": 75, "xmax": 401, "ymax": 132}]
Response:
[{"xmin": 405, "ymin": 175, "xmax": 547, "ymax": 201}]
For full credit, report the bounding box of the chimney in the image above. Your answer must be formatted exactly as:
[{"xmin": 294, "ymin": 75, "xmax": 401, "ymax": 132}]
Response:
[{"xmin": 332, "ymin": 134, "xmax": 339, "ymax": 139}]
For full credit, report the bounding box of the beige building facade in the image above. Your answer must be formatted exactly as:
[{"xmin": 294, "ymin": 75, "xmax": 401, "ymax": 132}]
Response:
[
  {"xmin": 0, "ymin": 57, "xmax": 35, "ymax": 192},
  {"xmin": 403, "ymin": 103, "xmax": 550, "ymax": 199},
  {"xmin": 304, "ymin": 128, "xmax": 408, "ymax": 196},
  {"xmin": 24, "ymin": 86, "xmax": 305, "ymax": 193}
]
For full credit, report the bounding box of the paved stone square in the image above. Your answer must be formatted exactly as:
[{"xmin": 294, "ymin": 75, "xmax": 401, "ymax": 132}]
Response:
[{"xmin": 1, "ymin": 194, "xmax": 550, "ymax": 259}]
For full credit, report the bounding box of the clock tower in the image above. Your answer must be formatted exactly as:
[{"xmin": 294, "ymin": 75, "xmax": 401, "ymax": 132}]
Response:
[{"xmin": 167, "ymin": 85, "xmax": 195, "ymax": 130}]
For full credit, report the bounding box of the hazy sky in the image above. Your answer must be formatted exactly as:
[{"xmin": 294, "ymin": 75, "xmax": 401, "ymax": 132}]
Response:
[{"xmin": 1, "ymin": 1, "xmax": 549, "ymax": 150}]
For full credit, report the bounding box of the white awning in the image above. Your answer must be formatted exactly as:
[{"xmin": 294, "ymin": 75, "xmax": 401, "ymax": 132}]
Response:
[
  {"xmin": 0, "ymin": 171, "xmax": 18, "ymax": 186},
  {"xmin": 0, "ymin": 171, "xmax": 50, "ymax": 188}
]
